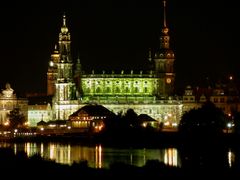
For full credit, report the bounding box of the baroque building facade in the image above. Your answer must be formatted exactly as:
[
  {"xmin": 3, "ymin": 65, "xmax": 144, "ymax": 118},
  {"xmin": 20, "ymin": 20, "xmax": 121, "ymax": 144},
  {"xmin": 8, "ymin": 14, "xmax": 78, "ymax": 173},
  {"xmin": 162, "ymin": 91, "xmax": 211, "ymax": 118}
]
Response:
[
  {"xmin": 0, "ymin": 83, "xmax": 28, "ymax": 126},
  {"xmin": 183, "ymin": 77, "xmax": 240, "ymax": 118},
  {"xmin": 47, "ymin": 1, "xmax": 182, "ymax": 127}
]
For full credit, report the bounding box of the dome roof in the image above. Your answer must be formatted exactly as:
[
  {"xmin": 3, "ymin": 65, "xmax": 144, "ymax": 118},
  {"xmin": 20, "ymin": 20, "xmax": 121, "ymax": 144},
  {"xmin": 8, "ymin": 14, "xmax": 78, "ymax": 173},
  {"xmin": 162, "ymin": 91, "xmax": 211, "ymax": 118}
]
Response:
[{"xmin": 61, "ymin": 26, "xmax": 68, "ymax": 34}]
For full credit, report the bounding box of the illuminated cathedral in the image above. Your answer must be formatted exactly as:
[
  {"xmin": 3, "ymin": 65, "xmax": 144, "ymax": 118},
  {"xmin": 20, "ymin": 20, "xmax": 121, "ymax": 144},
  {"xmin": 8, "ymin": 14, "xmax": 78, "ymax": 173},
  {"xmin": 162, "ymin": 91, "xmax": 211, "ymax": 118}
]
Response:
[{"xmin": 47, "ymin": 1, "xmax": 183, "ymax": 127}]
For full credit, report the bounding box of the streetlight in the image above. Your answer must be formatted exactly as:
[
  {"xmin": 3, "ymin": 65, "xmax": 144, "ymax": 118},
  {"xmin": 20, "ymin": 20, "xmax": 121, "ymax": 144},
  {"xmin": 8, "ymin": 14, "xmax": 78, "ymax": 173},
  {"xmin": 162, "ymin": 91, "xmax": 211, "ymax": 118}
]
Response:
[{"xmin": 227, "ymin": 122, "xmax": 232, "ymax": 133}]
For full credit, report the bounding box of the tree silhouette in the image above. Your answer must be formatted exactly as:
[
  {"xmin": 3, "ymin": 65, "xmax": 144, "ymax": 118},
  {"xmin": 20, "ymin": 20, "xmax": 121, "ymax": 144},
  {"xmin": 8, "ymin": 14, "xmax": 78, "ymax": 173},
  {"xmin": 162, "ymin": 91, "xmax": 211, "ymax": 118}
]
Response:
[
  {"xmin": 178, "ymin": 102, "xmax": 229, "ymax": 171},
  {"xmin": 179, "ymin": 101, "xmax": 226, "ymax": 138},
  {"xmin": 7, "ymin": 107, "xmax": 26, "ymax": 129},
  {"xmin": 123, "ymin": 109, "xmax": 139, "ymax": 128}
]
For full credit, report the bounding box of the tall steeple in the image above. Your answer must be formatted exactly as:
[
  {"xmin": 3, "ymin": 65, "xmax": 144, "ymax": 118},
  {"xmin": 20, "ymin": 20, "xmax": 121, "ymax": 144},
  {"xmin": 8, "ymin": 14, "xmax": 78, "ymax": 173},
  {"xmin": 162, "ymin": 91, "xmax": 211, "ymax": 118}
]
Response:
[
  {"xmin": 51, "ymin": 14, "xmax": 79, "ymax": 120},
  {"xmin": 61, "ymin": 13, "xmax": 69, "ymax": 34},
  {"xmin": 160, "ymin": 0, "xmax": 170, "ymax": 49},
  {"xmin": 163, "ymin": 0, "xmax": 167, "ymax": 28},
  {"xmin": 59, "ymin": 14, "xmax": 71, "ymax": 63},
  {"xmin": 153, "ymin": 0, "xmax": 175, "ymax": 98}
]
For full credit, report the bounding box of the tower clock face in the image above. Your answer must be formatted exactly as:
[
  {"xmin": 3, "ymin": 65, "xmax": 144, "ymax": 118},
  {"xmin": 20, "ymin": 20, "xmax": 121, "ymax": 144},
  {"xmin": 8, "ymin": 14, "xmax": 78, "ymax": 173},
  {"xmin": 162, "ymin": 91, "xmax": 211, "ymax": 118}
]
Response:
[{"xmin": 166, "ymin": 78, "xmax": 171, "ymax": 84}]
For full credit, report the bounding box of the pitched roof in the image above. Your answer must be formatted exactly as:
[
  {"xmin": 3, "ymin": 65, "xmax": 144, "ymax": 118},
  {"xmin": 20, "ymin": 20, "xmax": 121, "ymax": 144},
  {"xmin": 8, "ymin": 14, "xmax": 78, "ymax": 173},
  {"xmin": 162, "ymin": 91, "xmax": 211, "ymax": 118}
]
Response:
[
  {"xmin": 138, "ymin": 114, "xmax": 156, "ymax": 122},
  {"xmin": 69, "ymin": 104, "xmax": 115, "ymax": 117},
  {"xmin": 37, "ymin": 120, "xmax": 47, "ymax": 126}
]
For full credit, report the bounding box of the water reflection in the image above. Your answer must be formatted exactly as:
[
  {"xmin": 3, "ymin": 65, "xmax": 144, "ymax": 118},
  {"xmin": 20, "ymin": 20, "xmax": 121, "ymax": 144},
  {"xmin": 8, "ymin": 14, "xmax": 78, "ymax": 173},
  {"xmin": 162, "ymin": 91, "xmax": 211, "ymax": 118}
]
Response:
[
  {"xmin": 164, "ymin": 148, "xmax": 178, "ymax": 166},
  {"xmin": 95, "ymin": 145, "xmax": 102, "ymax": 168},
  {"xmin": 0, "ymin": 142, "xmax": 237, "ymax": 169},
  {"xmin": 228, "ymin": 149, "xmax": 235, "ymax": 168},
  {"xmin": 8, "ymin": 142, "xmax": 181, "ymax": 168}
]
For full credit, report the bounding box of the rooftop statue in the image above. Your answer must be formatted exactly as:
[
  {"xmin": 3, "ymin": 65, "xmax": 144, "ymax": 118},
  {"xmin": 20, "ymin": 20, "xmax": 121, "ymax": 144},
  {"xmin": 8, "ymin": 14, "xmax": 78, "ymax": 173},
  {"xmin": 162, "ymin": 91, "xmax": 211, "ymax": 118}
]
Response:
[{"xmin": 1, "ymin": 83, "xmax": 14, "ymax": 98}]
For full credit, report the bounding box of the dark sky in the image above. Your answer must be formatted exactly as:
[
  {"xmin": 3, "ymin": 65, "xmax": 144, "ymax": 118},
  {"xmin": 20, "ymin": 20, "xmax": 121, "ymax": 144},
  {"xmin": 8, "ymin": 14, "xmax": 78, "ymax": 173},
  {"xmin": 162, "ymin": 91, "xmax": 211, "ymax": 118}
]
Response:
[{"xmin": 0, "ymin": 0, "xmax": 240, "ymax": 96}]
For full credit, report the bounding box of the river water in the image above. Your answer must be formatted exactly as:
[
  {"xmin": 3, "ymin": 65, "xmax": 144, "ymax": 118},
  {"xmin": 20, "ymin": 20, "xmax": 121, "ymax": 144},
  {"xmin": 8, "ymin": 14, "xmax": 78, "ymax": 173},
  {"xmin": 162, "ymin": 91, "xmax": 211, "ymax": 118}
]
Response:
[{"xmin": 0, "ymin": 142, "xmax": 235, "ymax": 169}]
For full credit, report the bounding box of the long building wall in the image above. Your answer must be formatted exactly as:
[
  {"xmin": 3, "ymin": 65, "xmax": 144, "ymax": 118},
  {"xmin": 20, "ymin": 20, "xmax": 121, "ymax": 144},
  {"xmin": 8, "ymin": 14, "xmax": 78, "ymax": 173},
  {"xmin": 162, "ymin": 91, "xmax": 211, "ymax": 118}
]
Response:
[
  {"xmin": 81, "ymin": 76, "xmax": 159, "ymax": 97},
  {"xmin": 52, "ymin": 102, "xmax": 182, "ymax": 126}
]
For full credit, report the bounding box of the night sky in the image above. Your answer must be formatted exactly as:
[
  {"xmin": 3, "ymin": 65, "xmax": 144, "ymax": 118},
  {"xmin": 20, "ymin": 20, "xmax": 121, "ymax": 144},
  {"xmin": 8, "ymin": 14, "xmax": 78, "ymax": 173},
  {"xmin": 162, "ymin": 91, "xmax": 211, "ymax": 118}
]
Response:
[{"xmin": 0, "ymin": 0, "xmax": 240, "ymax": 96}]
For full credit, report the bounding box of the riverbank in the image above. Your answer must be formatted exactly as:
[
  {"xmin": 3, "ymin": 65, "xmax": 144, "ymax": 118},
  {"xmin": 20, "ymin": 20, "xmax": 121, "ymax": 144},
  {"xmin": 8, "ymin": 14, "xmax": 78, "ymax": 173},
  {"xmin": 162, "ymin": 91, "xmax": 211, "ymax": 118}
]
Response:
[{"xmin": 2, "ymin": 131, "xmax": 240, "ymax": 149}]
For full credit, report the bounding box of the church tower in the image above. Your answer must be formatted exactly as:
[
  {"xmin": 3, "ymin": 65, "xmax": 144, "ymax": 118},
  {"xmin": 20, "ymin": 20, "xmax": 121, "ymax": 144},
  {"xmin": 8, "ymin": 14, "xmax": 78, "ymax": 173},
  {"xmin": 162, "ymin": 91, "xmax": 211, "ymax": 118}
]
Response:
[
  {"xmin": 154, "ymin": 0, "xmax": 175, "ymax": 98},
  {"xmin": 47, "ymin": 45, "xmax": 60, "ymax": 96},
  {"xmin": 50, "ymin": 14, "xmax": 79, "ymax": 120}
]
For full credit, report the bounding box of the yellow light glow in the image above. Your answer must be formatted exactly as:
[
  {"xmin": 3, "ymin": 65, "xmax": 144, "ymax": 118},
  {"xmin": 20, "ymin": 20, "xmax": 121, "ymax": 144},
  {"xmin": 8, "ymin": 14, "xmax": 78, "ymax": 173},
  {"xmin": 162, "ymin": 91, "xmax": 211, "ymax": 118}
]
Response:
[
  {"xmin": 228, "ymin": 149, "xmax": 235, "ymax": 168},
  {"xmin": 4, "ymin": 121, "xmax": 9, "ymax": 126},
  {"xmin": 95, "ymin": 145, "xmax": 102, "ymax": 168},
  {"xmin": 164, "ymin": 148, "xmax": 178, "ymax": 167},
  {"xmin": 164, "ymin": 121, "xmax": 170, "ymax": 126},
  {"xmin": 49, "ymin": 61, "xmax": 54, "ymax": 67}
]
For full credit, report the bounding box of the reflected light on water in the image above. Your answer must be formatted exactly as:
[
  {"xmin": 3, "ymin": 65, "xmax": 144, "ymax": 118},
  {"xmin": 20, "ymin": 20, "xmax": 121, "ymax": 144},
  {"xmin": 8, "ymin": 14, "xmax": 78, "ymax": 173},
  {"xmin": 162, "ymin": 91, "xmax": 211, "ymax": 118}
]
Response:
[
  {"xmin": 164, "ymin": 148, "xmax": 178, "ymax": 166},
  {"xmin": 49, "ymin": 144, "xmax": 55, "ymax": 160},
  {"xmin": 1, "ymin": 142, "xmax": 236, "ymax": 169},
  {"xmin": 10, "ymin": 142, "xmax": 181, "ymax": 168},
  {"xmin": 228, "ymin": 149, "xmax": 235, "ymax": 168},
  {"xmin": 40, "ymin": 143, "xmax": 44, "ymax": 157},
  {"xmin": 14, "ymin": 144, "xmax": 17, "ymax": 155},
  {"xmin": 49, "ymin": 143, "xmax": 71, "ymax": 164},
  {"xmin": 95, "ymin": 144, "xmax": 102, "ymax": 168},
  {"xmin": 24, "ymin": 143, "xmax": 37, "ymax": 157}
]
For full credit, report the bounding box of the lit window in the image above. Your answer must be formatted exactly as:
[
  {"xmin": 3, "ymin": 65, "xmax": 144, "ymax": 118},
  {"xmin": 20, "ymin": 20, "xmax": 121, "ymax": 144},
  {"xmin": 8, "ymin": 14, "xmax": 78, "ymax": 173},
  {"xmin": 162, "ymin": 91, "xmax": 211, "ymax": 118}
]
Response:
[
  {"xmin": 144, "ymin": 87, "xmax": 148, "ymax": 93},
  {"xmin": 49, "ymin": 61, "xmax": 54, "ymax": 67}
]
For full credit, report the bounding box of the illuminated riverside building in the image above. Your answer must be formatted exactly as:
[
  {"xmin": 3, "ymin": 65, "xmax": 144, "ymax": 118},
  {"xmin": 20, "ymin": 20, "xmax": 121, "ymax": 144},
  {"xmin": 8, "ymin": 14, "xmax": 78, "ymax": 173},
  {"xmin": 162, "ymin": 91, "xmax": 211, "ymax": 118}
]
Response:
[
  {"xmin": 182, "ymin": 76, "xmax": 240, "ymax": 116},
  {"xmin": 46, "ymin": 1, "xmax": 182, "ymax": 127},
  {"xmin": 28, "ymin": 103, "xmax": 52, "ymax": 127},
  {"xmin": 0, "ymin": 83, "xmax": 28, "ymax": 126}
]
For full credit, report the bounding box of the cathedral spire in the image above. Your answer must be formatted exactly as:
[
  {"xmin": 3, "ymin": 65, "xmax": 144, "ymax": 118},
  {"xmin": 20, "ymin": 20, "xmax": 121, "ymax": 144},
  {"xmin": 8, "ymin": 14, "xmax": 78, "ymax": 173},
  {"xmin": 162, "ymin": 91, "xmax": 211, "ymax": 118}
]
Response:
[
  {"xmin": 163, "ymin": 0, "xmax": 167, "ymax": 28},
  {"xmin": 63, "ymin": 13, "xmax": 66, "ymax": 27},
  {"xmin": 61, "ymin": 13, "xmax": 68, "ymax": 34},
  {"xmin": 162, "ymin": 0, "xmax": 169, "ymax": 35},
  {"xmin": 59, "ymin": 13, "xmax": 71, "ymax": 62},
  {"xmin": 153, "ymin": 0, "xmax": 175, "ymax": 97}
]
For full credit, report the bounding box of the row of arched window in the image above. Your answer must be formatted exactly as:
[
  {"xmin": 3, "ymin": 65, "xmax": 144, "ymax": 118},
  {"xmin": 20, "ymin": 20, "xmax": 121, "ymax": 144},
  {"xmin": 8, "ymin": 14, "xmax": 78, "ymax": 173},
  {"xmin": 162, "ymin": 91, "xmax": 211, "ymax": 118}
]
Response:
[{"xmin": 84, "ymin": 86, "xmax": 150, "ymax": 94}]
